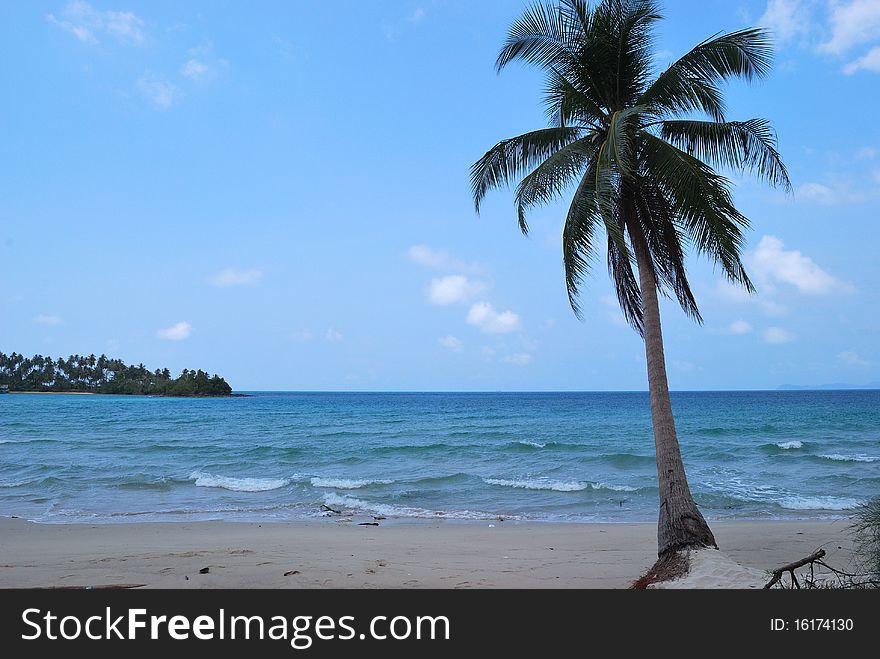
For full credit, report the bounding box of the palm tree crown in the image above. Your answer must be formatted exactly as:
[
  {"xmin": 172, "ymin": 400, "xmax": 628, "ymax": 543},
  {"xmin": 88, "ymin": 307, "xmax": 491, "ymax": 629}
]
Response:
[{"xmin": 472, "ymin": 0, "xmax": 790, "ymax": 333}]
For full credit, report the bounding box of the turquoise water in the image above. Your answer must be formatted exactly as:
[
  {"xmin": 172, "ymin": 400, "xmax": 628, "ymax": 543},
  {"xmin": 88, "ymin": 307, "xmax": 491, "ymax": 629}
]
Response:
[{"xmin": 0, "ymin": 391, "xmax": 878, "ymax": 523}]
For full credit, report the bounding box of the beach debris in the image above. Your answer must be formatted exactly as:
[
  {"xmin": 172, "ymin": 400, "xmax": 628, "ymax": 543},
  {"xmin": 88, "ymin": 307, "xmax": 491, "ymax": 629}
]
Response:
[
  {"xmin": 496, "ymin": 516, "xmax": 505, "ymax": 522},
  {"xmin": 488, "ymin": 524, "xmax": 495, "ymax": 528},
  {"xmin": 283, "ymin": 570, "xmax": 300, "ymax": 576},
  {"xmin": 763, "ymin": 549, "xmax": 825, "ymax": 589},
  {"xmin": 321, "ymin": 504, "xmax": 342, "ymax": 515},
  {"xmin": 377, "ymin": 560, "xmax": 388, "ymax": 567},
  {"xmin": 184, "ymin": 576, "xmax": 189, "ymax": 581},
  {"xmin": 358, "ymin": 522, "xmax": 379, "ymax": 526},
  {"xmin": 372, "ymin": 515, "xmax": 386, "ymax": 521},
  {"xmin": 199, "ymin": 567, "xmax": 210, "ymax": 574},
  {"xmin": 48, "ymin": 583, "xmax": 146, "ymax": 590}
]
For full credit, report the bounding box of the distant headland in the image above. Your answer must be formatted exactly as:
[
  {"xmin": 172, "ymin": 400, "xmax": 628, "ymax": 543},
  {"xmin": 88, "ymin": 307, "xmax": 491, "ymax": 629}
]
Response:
[{"xmin": 0, "ymin": 352, "xmax": 234, "ymax": 397}]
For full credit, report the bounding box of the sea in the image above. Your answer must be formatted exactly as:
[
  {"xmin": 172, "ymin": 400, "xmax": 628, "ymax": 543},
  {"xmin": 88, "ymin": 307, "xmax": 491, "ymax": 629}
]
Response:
[{"xmin": 1, "ymin": 391, "xmax": 878, "ymax": 524}]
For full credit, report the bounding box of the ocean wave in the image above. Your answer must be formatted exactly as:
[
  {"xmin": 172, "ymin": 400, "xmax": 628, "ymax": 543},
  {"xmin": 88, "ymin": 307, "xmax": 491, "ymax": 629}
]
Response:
[
  {"xmin": 778, "ymin": 496, "xmax": 861, "ymax": 511},
  {"xmin": 593, "ymin": 482, "xmax": 639, "ymax": 492},
  {"xmin": 483, "ymin": 478, "xmax": 638, "ymax": 493},
  {"xmin": 115, "ymin": 476, "xmax": 187, "ymax": 492},
  {"xmin": 322, "ymin": 493, "xmax": 499, "ymax": 520},
  {"xmin": 0, "ymin": 479, "xmax": 32, "ymax": 488},
  {"xmin": 597, "ymin": 453, "xmax": 656, "ymax": 467},
  {"xmin": 517, "ymin": 440, "xmax": 547, "ymax": 449},
  {"xmin": 818, "ymin": 454, "xmax": 879, "ymax": 463},
  {"xmin": 485, "ymin": 478, "xmax": 587, "ymax": 492},
  {"xmin": 776, "ymin": 440, "xmax": 803, "ymax": 449},
  {"xmin": 310, "ymin": 477, "xmax": 393, "ymax": 489},
  {"xmin": 190, "ymin": 471, "xmax": 289, "ymax": 492}
]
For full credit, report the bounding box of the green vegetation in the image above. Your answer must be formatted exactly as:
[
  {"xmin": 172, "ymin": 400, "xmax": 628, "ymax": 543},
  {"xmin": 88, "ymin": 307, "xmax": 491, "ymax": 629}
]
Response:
[
  {"xmin": 0, "ymin": 352, "xmax": 233, "ymax": 397},
  {"xmin": 852, "ymin": 496, "xmax": 880, "ymax": 585}
]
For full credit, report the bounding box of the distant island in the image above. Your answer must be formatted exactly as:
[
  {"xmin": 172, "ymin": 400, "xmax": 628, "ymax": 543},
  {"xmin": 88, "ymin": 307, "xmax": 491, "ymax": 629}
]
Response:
[{"xmin": 0, "ymin": 352, "xmax": 233, "ymax": 397}]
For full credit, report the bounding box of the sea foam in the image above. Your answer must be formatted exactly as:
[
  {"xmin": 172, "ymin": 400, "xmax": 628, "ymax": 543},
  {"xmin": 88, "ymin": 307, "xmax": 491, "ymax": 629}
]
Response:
[
  {"xmin": 818, "ymin": 454, "xmax": 879, "ymax": 463},
  {"xmin": 776, "ymin": 441, "xmax": 803, "ymax": 449},
  {"xmin": 778, "ymin": 496, "xmax": 860, "ymax": 511},
  {"xmin": 485, "ymin": 478, "xmax": 639, "ymax": 493},
  {"xmin": 322, "ymin": 492, "xmax": 496, "ymax": 520},
  {"xmin": 310, "ymin": 477, "xmax": 393, "ymax": 489},
  {"xmin": 190, "ymin": 471, "xmax": 289, "ymax": 492},
  {"xmin": 485, "ymin": 478, "xmax": 588, "ymax": 492}
]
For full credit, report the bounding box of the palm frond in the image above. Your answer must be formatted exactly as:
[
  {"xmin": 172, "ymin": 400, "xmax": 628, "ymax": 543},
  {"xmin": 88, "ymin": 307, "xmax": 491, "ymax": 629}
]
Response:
[
  {"xmin": 563, "ymin": 162, "xmax": 603, "ymax": 318},
  {"xmin": 495, "ymin": 1, "xmax": 578, "ymax": 73},
  {"xmin": 472, "ymin": 127, "xmax": 584, "ymax": 212},
  {"xmin": 640, "ymin": 132, "xmax": 755, "ymax": 291},
  {"xmin": 639, "ymin": 29, "xmax": 773, "ymax": 120},
  {"xmin": 543, "ymin": 69, "xmax": 607, "ymax": 127},
  {"xmin": 631, "ymin": 179, "xmax": 702, "ymax": 322},
  {"xmin": 515, "ymin": 136, "xmax": 599, "ymax": 234},
  {"xmin": 607, "ymin": 231, "xmax": 644, "ymax": 333},
  {"xmin": 660, "ymin": 118, "xmax": 791, "ymax": 191}
]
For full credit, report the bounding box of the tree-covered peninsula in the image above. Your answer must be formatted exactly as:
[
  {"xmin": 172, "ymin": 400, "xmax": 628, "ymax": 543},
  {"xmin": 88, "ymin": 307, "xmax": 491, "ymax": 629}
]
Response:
[{"xmin": 0, "ymin": 352, "xmax": 233, "ymax": 396}]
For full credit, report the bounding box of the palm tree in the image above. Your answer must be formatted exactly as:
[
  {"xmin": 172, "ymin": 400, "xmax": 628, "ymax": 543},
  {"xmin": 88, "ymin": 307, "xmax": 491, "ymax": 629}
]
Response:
[{"xmin": 472, "ymin": 0, "xmax": 789, "ymax": 558}]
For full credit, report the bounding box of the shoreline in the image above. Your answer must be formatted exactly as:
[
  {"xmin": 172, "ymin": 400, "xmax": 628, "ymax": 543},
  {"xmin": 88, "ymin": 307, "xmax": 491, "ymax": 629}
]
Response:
[{"xmin": 0, "ymin": 517, "xmax": 855, "ymax": 589}]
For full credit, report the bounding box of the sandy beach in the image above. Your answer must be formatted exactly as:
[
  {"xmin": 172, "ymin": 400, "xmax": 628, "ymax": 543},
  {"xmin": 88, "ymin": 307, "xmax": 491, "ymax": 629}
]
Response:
[{"xmin": 0, "ymin": 517, "xmax": 855, "ymax": 589}]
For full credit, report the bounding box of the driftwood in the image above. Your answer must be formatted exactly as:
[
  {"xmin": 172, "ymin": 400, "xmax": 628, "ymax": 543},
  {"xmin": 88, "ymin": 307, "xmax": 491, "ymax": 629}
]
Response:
[
  {"xmin": 48, "ymin": 584, "xmax": 146, "ymax": 590},
  {"xmin": 320, "ymin": 504, "xmax": 341, "ymax": 514},
  {"xmin": 763, "ymin": 549, "xmax": 825, "ymax": 589}
]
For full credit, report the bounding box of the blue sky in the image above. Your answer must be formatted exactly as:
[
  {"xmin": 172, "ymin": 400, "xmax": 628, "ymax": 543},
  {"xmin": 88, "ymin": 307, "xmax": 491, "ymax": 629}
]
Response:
[{"xmin": 1, "ymin": 0, "xmax": 879, "ymax": 391}]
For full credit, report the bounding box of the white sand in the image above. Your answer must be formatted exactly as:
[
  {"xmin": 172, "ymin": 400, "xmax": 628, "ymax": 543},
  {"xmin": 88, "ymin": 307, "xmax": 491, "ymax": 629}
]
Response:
[
  {"xmin": 0, "ymin": 517, "xmax": 855, "ymax": 589},
  {"xmin": 651, "ymin": 549, "xmax": 769, "ymax": 589}
]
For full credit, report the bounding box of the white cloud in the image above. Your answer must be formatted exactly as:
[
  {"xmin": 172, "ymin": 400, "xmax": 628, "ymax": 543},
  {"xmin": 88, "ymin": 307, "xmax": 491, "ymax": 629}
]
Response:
[
  {"xmin": 764, "ymin": 326, "xmax": 795, "ymax": 344},
  {"xmin": 409, "ymin": 8, "xmax": 427, "ymax": 23},
  {"xmin": 797, "ymin": 181, "xmax": 868, "ymax": 205},
  {"xmin": 714, "ymin": 280, "xmax": 787, "ymax": 315},
  {"xmin": 209, "ymin": 268, "xmax": 263, "ymax": 287},
  {"xmin": 157, "ymin": 321, "xmax": 192, "ymax": 341},
  {"xmin": 838, "ymin": 350, "xmax": 870, "ymax": 366},
  {"xmin": 819, "ymin": 0, "xmax": 880, "ymax": 54},
  {"xmin": 759, "ymin": 0, "xmax": 813, "ymax": 43},
  {"xmin": 34, "ymin": 314, "xmax": 62, "ymax": 325},
  {"xmin": 325, "ymin": 327, "xmax": 344, "ymax": 342},
  {"xmin": 856, "ymin": 146, "xmax": 878, "ymax": 159},
  {"xmin": 47, "ymin": 1, "xmax": 145, "ymax": 45},
  {"xmin": 844, "ymin": 45, "xmax": 880, "ymax": 73},
  {"xmin": 181, "ymin": 58, "xmax": 208, "ymax": 80},
  {"xmin": 752, "ymin": 235, "xmax": 850, "ymax": 295},
  {"xmin": 466, "ymin": 302, "xmax": 521, "ymax": 334},
  {"xmin": 137, "ymin": 74, "xmax": 178, "ymax": 110},
  {"xmin": 503, "ymin": 353, "xmax": 532, "ymax": 365},
  {"xmin": 797, "ymin": 182, "xmax": 837, "ymax": 204},
  {"xmin": 728, "ymin": 320, "xmax": 753, "ymax": 335},
  {"xmin": 428, "ymin": 275, "xmax": 485, "ymax": 305},
  {"xmin": 438, "ymin": 335, "xmax": 463, "ymax": 352},
  {"xmin": 406, "ymin": 245, "xmax": 483, "ymax": 275}
]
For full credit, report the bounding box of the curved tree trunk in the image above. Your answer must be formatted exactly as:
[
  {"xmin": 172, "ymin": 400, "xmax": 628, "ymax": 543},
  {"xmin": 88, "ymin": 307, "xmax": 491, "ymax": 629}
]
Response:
[{"xmin": 634, "ymin": 243, "xmax": 717, "ymax": 557}]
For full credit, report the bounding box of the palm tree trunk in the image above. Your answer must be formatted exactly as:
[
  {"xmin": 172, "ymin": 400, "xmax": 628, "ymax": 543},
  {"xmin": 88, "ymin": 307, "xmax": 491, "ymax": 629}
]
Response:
[{"xmin": 634, "ymin": 242, "xmax": 717, "ymax": 557}]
